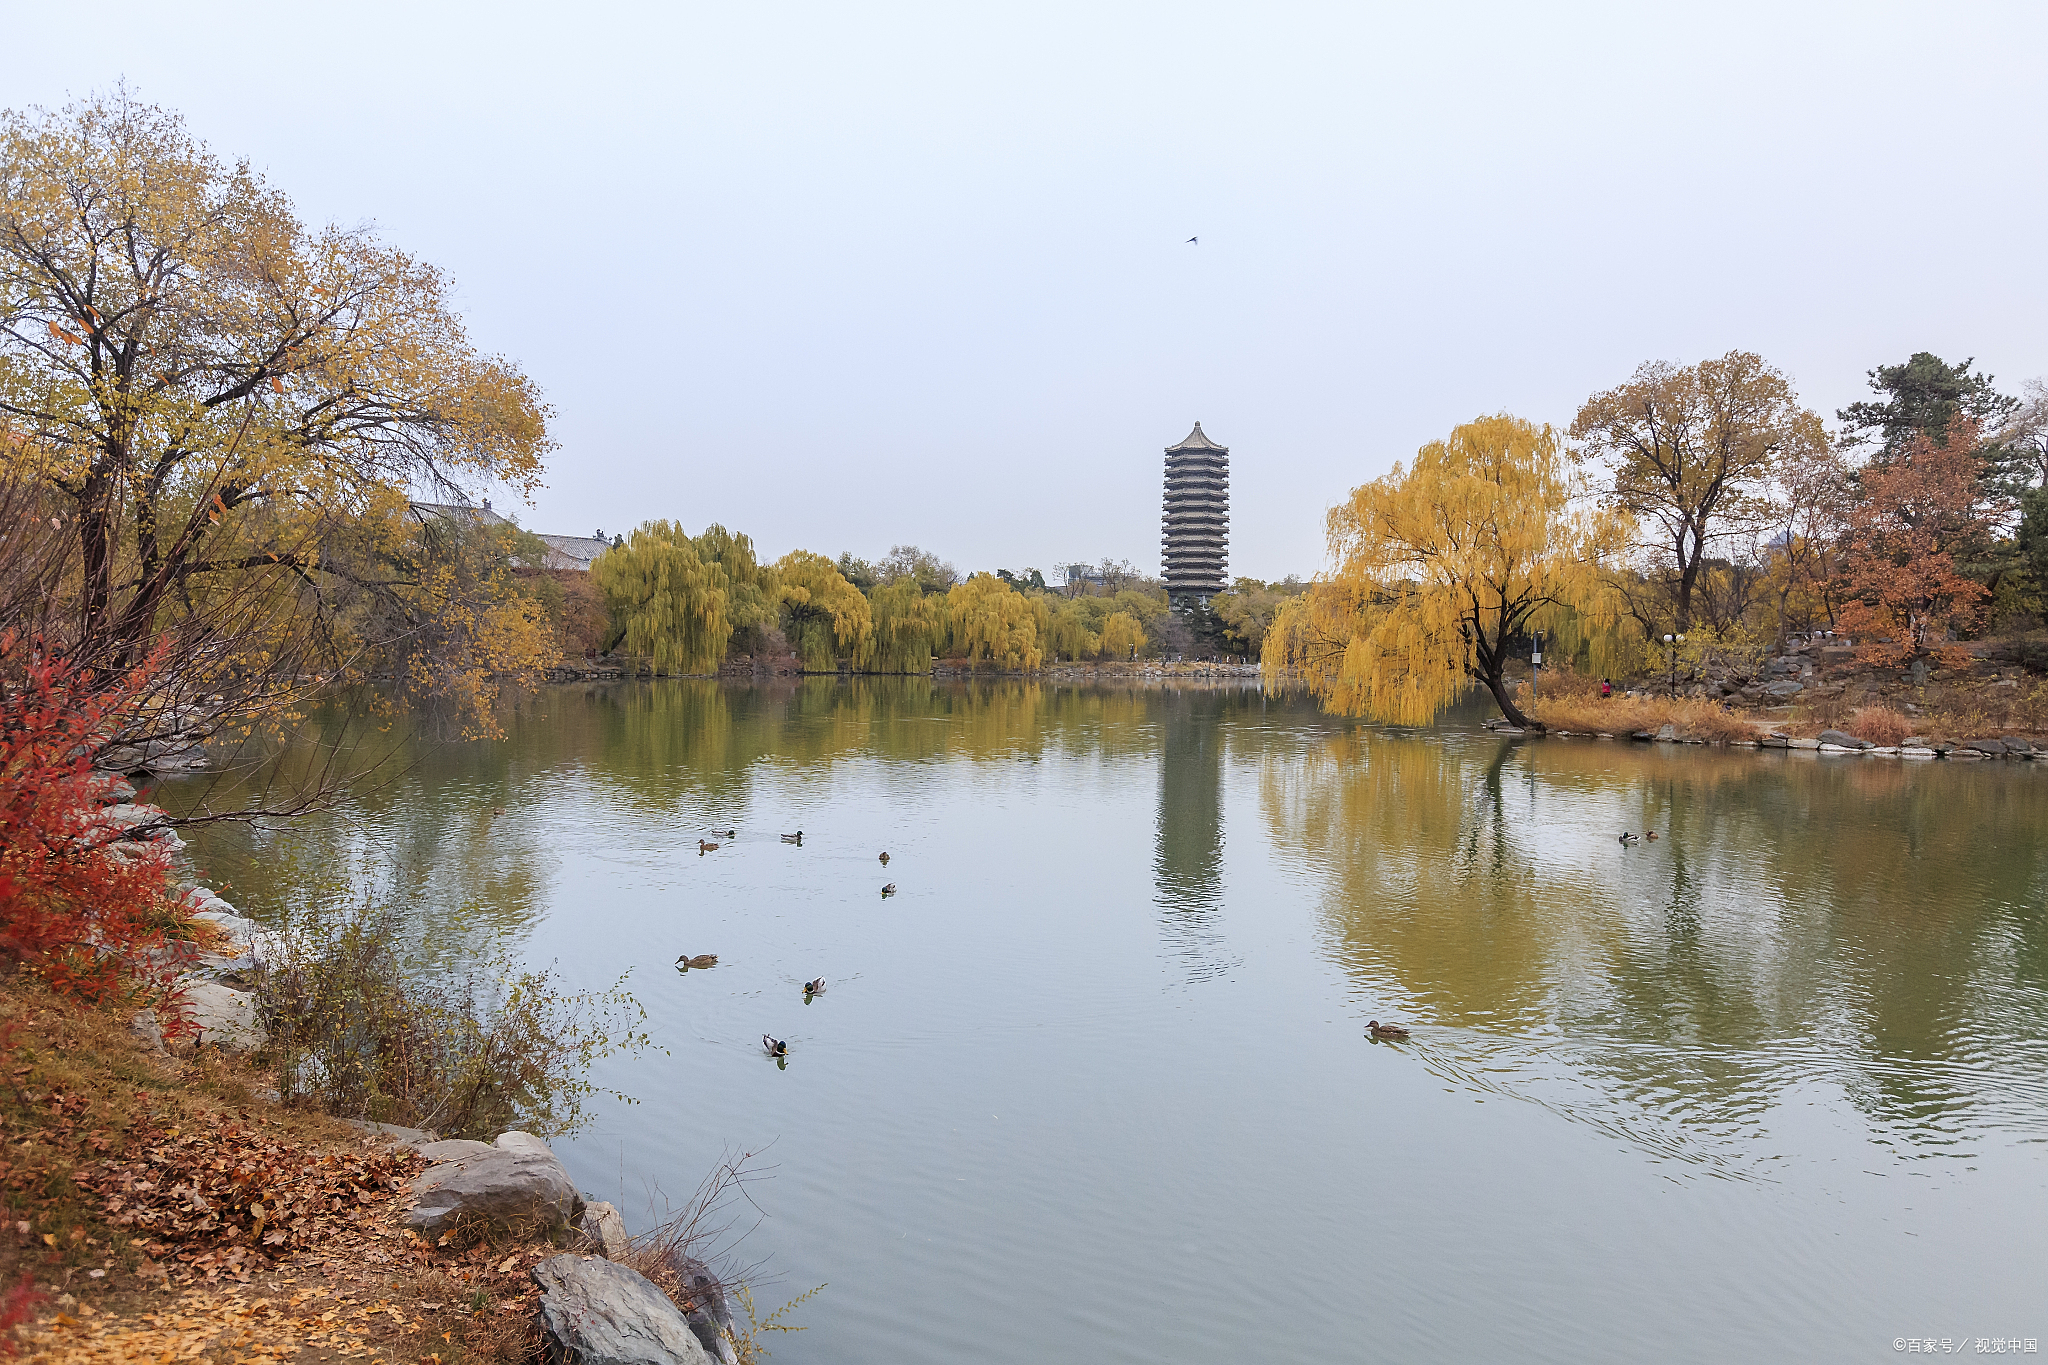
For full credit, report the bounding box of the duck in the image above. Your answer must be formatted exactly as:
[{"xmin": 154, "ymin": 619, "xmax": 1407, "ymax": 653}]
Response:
[
  {"xmin": 880, "ymin": 882, "xmax": 897, "ymax": 898},
  {"xmin": 698, "ymin": 840, "xmax": 720, "ymax": 854},
  {"xmin": 803, "ymin": 977, "xmax": 826, "ymax": 995},
  {"xmin": 762, "ymin": 1035, "xmax": 788, "ymax": 1058},
  {"xmin": 712, "ymin": 828, "xmax": 736, "ymax": 839},
  {"xmin": 781, "ymin": 831, "xmax": 803, "ymax": 844},
  {"xmin": 1367, "ymin": 1020, "xmax": 1411, "ymax": 1040},
  {"xmin": 878, "ymin": 851, "xmax": 890, "ymax": 865},
  {"xmin": 1618, "ymin": 832, "xmax": 1640, "ymax": 846},
  {"xmin": 1645, "ymin": 830, "xmax": 1658, "ymax": 841},
  {"xmin": 676, "ymin": 953, "xmax": 719, "ymax": 970}
]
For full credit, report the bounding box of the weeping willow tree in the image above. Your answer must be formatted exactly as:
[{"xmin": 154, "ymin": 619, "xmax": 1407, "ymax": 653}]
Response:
[
  {"xmin": 946, "ymin": 572, "xmax": 1044, "ymax": 670},
  {"xmin": 1264, "ymin": 414, "xmax": 1625, "ymax": 730},
  {"xmin": 591, "ymin": 521, "xmax": 734, "ymax": 672},
  {"xmin": 776, "ymin": 550, "xmax": 873, "ymax": 671},
  {"xmin": 1098, "ymin": 610, "xmax": 1146, "ymax": 660},
  {"xmin": 866, "ymin": 579, "xmax": 947, "ymax": 673},
  {"xmin": 693, "ymin": 523, "xmax": 782, "ymax": 651},
  {"xmin": 1041, "ymin": 597, "xmax": 1100, "ymax": 663}
]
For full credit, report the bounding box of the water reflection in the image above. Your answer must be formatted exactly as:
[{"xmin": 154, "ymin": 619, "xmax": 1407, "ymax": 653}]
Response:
[
  {"xmin": 1263, "ymin": 729, "xmax": 2048, "ymax": 1169},
  {"xmin": 1152, "ymin": 688, "xmax": 1240, "ymax": 982}
]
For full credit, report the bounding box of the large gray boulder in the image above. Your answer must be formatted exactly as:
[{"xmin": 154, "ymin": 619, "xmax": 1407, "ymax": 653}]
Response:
[
  {"xmin": 178, "ymin": 980, "xmax": 265, "ymax": 1050},
  {"xmin": 1815, "ymin": 729, "xmax": 1873, "ymax": 750},
  {"xmin": 408, "ymin": 1132, "xmax": 585, "ymax": 1240},
  {"xmin": 531, "ymin": 1254, "xmax": 713, "ymax": 1365},
  {"xmin": 1762, "ymin": 679, "xmax": 1805, "ymax": 698}
]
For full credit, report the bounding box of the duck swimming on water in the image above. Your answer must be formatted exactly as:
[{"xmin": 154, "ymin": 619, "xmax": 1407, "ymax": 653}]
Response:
[
  {"xmin": 803, "ymin": 978, "xmax": 826, "ymax": 995},
  {"xmin": 698, "ymin": 840, "xmax": 720, "ymax": 854},
  {"xmin": 1618, "ymin": 832, "xmax": 1640, "ymax": 845},
  {"xmin": 676, "ymin": 954, "xmax": 718, "ymax": 969},
  {"xmin": 878, "ymin": 851, "xmax": 890, "ymax": 865},
  {"xmin": 712, "ymin": 829, "xmax": 736, "ymax": 839},
  {"xmin": 880, "ymin": 882, "xmax": 897, "ymax": 898},
  {"xmin": 781, "ymin": 831, "xmax": 803, "ymax": 844},
  {"xmin": 763, "ymin": 1035, "xmax": 788, "ymax": 1058},
  {"xmin": 1367, "ymin": 1020, "xmax": 1411, "ymax": 1039}
]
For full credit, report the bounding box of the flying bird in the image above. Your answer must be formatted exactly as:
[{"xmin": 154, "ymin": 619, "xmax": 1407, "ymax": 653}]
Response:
[{"xmin": 1186, "ymin": 236, "xmax": 1198, "ymax": 244}]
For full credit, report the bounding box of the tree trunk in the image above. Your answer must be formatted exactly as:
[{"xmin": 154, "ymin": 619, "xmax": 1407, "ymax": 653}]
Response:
[{"xmin": 1478, "ymin": 665, "xmax": 1544, "ymax": 731}]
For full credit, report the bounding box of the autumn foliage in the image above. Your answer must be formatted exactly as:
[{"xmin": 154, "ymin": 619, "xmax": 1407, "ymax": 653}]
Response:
[
  {"xmin": 1837, "ymin": 419, "xmax": 2001, "ymax": 666},
  {"xmin": 0, "ymin": 630, "xmax": 202, "ymax": 1005}
]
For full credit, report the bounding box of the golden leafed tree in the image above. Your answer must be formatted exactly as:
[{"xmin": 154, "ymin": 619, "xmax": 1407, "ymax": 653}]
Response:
[
  {"xmin": 945, "ymin": 573, "xmax": 1044, "ymax": 670},
  {"xmin": 1570, "ymin": 351, "xmax": 1825, "ymax": 634},
  {"xmin": 866, "ymin": 578, "xmax": 947, "ymax": 673},
  {"xmin": 776, "ymin": 550, "xmax": 873, "ymax": 671},
  {"xmin": 1265, "ymin": 414, "xmax": 1625, "ymax": 730},
  {"xmin": 1097, "ymin": 610, "xmax": 1145, "ymax": 660},
  {"xmin": 591, "ymin": 522, "xmax": 736, "ymax": 674},
  {"xmin": 0, "ymin": 91, "xmax": 551, "ymax": 738}
]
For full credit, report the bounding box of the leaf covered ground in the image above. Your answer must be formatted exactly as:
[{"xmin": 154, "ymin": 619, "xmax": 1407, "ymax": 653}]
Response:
[{"xmin": 1, "ymin": 978, "xmax": 556, "ymax": 1363}]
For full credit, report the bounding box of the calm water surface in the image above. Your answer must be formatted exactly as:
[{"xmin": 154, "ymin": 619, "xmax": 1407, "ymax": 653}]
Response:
[{"xmin": 177, "ymin": 681, "xmax": 2048, "ymax": 1363}]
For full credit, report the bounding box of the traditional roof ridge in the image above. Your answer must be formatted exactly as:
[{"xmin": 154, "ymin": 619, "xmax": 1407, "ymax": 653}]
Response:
[{"xmin": 1165, "ymin": 422, "xmax": 1228, "ymax": 454}]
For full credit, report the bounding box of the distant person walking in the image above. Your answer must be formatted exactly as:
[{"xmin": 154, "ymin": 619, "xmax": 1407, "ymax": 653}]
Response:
[{"xmin": 1600, "ymin": 678, "xmax": 1613, "ymax": 699}]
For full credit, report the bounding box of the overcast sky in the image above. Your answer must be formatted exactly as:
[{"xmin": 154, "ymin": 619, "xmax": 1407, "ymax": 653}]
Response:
[{"xmin": 11, "ymin": 1, "xmax": 2047, "ymax": 580}]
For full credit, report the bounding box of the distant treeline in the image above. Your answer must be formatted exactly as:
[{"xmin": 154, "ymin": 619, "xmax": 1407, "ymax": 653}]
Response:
[{"xmin": 567, "ymin": 531, "xmax": 1306, "ymax": 671}]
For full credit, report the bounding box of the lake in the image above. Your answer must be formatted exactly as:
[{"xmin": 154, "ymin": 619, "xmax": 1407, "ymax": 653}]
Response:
[{"xmin": 174, "ymin": 679, "xmax": 2048, "ymax": 1363}]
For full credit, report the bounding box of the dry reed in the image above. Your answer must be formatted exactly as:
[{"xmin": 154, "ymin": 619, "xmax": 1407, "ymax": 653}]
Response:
[{"xmin": 1527, "ymin": 694, "xmax": 1762, "ymax": 743}]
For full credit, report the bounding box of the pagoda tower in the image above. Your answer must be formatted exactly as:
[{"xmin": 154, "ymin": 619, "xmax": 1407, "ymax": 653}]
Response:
[{"xmin": 1160, "ymin": 422, "xmax": 1229, "ymax": 609}]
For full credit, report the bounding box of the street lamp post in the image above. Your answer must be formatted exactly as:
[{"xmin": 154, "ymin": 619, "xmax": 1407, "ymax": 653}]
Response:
[
  {"xmin": 1663, "ymin": 632, "xmax": 1687, "ymax": 698},
  {"xmin": 1531, "ymin": 630, "xmax": 1544, "ymax": 701}
]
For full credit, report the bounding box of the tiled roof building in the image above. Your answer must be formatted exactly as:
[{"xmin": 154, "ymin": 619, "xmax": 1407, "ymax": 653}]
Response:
[{"xmin": 1160, "ymin": 423, "xmax": 1229, "ymax": 608}]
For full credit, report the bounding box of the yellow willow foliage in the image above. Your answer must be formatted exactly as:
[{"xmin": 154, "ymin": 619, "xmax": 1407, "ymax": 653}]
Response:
[
  {"xmin": 1097, "ymin": 611, "xmax": 1146, "ymax": 660},
  {"xmin": 1264, "ymin": 414, "xmax": 1627, "ymax": 724},
  {"xmin": 592, "ymin": 522, "xmax": 733, "ymax": 673},
  {"xmin": 1042, "ymin": 598, "xmax": 1101, "ymax": 662},
  {"xmin": 945, "ymin": 573, "xmax": 1044, "ymax": 670},
  {"xmin": 776, "ymin": 549, "xmax": 873, "ymax": 671},
  {"xmin": 866, "ymin": 579, "xmax": 947, "ymax": 673},
  {"xmin": 693, "ymin": 523, "xmax": 782, "ymax": 634}
]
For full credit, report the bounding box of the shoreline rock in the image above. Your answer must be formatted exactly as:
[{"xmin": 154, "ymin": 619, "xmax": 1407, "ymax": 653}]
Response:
[
  {"xmin": 532, "ymin": 1253, "xmax": 714, "ymax": 1365},
  {"xmin": 408, "ymin": 1130, "xmax": 586, "ymax": 1240}
]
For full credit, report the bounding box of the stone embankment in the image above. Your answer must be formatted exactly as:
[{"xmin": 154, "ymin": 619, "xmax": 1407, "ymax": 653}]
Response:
[
  {"xmin": 68, "ymin": 779, "xmax": 273, "ymax": 1055},
  {"xmin": 1618, "ymin": 632, "xmax": 2044, "ymax": 724},
  {"xmin": 1484, "ymin": 716, "xmax": 2048, "ymax": 760}
]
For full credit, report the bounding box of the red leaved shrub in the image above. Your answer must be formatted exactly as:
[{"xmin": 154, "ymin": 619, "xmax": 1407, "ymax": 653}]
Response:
[{"xmin": 0, "ymin": 630, "xmax": 204, "ymax": 1006}]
